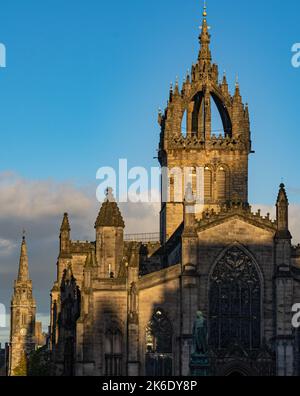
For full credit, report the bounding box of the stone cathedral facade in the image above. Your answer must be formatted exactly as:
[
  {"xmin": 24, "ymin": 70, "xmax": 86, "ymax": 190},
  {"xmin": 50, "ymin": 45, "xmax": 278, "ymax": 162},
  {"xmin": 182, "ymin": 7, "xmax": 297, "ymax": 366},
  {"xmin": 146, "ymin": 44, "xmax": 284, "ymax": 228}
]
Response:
[{"xmin": 9, "ymin": 8, "xmax": 300, "ymax": 376}]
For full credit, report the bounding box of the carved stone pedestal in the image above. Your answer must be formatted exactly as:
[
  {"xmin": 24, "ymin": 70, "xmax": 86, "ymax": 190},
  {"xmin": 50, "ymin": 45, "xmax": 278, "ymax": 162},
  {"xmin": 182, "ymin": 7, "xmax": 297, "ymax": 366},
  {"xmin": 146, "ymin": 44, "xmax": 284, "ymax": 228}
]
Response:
[{"xmin": 190, "ymin": 353, "xmax": 210, "ymax": 377}]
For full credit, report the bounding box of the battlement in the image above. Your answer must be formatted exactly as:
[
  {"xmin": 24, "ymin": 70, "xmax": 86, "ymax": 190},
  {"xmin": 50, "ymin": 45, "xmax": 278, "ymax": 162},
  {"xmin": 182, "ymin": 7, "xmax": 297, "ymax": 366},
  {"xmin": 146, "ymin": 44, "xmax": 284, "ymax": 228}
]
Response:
[
  {"xmin": 168, "ymin": 133, "xmax": 248, "ymax": 151},
  {"xmin": 70, "ymin": 241, "xmax": 94, "ymax": 254}
]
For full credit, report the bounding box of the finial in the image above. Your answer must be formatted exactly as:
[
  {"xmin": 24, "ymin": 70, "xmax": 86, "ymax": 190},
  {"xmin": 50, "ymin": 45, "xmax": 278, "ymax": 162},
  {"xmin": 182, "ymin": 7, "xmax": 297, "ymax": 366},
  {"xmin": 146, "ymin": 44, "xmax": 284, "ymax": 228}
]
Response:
[
  {"xmin": 22, "ymin": 229, "xmax": 26, "ymax": 241},
  {"xmin": 105, "ymin": 187, "xmax": 115, "ymax": 203},
  {"xmin": 198, "ymin": 0, "xmax": 212, "ymax": 64},
  {"xmin": 235, "ymin": 74, "xmax": 239, "ymax": 87},
  {"xmin": 203, "ymin": 0, "xmax": 207, "ymax": 18}
]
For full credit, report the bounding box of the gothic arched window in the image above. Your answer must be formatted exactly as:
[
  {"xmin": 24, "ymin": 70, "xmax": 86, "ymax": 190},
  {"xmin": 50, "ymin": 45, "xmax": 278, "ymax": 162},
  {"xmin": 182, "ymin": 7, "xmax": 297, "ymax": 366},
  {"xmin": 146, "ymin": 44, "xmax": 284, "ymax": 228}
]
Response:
[
  {"xmin": 145, "ymin": 309, "xmax": 173, "ymax": 376},
  {"xmin": 204, "ymin": 167, "xmax": 212, "ymax": 200},
  {"xmin": 217, "ymin": 167, "xmax": 227, "ymax": 201},
  {"xmin": 209, "ymin": 246, "xmax": 261, "ymax": 351},
  {"xmin": 105, "ymin": 328, "xmax": 123, "ymax": 376}
]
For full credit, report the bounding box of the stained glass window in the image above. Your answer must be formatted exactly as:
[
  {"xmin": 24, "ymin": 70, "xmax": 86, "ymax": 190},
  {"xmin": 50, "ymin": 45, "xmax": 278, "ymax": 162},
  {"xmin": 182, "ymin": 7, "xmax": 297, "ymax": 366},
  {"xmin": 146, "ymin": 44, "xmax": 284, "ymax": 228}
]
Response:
[{"xmin": 209, "ymin": 247, "xmax": 261, "ymax": 350}]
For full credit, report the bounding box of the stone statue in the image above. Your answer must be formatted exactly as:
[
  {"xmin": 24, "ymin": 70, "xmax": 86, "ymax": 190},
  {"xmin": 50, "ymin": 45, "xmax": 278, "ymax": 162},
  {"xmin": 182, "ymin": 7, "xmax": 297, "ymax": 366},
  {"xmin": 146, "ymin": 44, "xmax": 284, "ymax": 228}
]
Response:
[{"xmin": 192, "ymin": 311, "xmax": 208, "ymax": 356}]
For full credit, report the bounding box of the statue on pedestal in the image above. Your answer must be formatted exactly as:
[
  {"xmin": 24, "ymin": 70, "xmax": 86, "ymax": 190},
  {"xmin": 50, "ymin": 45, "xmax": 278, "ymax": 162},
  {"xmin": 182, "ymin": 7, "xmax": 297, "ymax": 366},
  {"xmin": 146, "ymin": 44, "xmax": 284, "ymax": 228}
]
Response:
[
  {"xmin": 190, "ymin": 311, "xmax": 210, "ymax": 376},
  {"xmin": 192, "ymin": 311, "xmax": 208, "ymax": 356}
]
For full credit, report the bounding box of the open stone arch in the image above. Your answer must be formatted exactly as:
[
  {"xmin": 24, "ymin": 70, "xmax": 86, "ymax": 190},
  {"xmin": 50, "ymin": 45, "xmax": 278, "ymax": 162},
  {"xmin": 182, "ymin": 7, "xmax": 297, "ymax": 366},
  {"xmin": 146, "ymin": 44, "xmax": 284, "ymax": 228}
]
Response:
[
  {"xmin": 208, "ymin": 242, "xmax": 263, "ymax": 352},
  {"xmin": 181, "ymin": 87, "xmax": 232, "ymax": 139},
  {"xmin": 210, "ymin": 91, "xmax": 232, "ymax": 137}
]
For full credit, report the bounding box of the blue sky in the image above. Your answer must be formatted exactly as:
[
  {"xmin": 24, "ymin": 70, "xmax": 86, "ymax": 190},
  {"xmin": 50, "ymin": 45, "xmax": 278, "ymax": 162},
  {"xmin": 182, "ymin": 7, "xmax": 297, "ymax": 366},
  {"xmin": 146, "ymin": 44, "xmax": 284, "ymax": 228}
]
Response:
[
  {"xmin": 0, "ymin": 0, "xmax": 299, "ymax": 204},
  {"xmin": 0, "ymin": 0, "xmax": 300, "ymax": 344}
]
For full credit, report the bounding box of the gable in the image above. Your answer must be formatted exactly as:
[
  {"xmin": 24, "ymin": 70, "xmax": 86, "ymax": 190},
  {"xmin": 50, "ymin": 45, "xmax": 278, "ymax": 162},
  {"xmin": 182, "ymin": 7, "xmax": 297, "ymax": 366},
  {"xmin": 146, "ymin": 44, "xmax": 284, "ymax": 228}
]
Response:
[{"xmin": 198, "ymin": 216, "xmax": 275, "ymax": 247}]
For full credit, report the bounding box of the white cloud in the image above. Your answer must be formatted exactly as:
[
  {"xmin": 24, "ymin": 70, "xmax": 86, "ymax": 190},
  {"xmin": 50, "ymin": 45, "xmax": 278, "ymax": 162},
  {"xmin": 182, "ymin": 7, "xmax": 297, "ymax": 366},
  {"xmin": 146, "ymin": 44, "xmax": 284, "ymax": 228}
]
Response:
[
  {"xmin": 0, "ymin": 171, "xmax": 160, "ymax": 238},
  {"xmin": 0, "ymin": 171, "xmax": 92, "ymax": 220},
  {"xmin": 0, "ymin": 239, "xmax": 17, "ymax": 257}
]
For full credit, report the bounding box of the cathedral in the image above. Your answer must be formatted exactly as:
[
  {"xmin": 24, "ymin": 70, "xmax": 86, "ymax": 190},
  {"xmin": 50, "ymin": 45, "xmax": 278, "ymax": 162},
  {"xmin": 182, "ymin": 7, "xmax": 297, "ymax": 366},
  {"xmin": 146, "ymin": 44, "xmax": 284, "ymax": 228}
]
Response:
[{"xmin": 9, "ymin": 6, "xmax": 300, "ymax": 376}]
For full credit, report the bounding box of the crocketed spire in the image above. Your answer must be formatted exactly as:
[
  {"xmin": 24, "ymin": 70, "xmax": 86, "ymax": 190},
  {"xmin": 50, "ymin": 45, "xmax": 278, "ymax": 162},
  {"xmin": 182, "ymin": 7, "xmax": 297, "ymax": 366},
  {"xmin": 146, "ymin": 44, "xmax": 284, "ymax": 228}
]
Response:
[
  {"xmin": 277, "ymin": 183, "xmax": 288, "ymax": 205},
  {"xmin": 95, "ymin": 188, "xmax": 125, "ymax": 228},
  {"xmin": 18, "ymin": 236, "xmax": 29, "ymax": 282},
  {"xmin": 276, "ymin": 183, "xmax": 291, "ymax": 239},
  {"xmin": 198, "ymin": 2, "xmax": 212, "ymax": 66}
]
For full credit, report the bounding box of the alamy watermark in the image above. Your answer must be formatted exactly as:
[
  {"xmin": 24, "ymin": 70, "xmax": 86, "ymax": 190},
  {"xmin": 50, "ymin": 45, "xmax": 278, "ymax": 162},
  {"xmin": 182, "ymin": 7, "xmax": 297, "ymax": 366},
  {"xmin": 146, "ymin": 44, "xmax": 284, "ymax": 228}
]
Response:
[
  {"xmin": 292, "ymin": 304, "xmax": 300, "ymax": 328},
  {"xmin": 291, "ymin": 43, "xmax": 300, "ymax": 68},
  {"xmin": 96, "ymin": 159, "xmax": 205, "ymax": 212},
  {"xmin": 0, "ymin": 304, "xmax": 6, "ymax": 328},
  {"xmin": 0, "ymin": 43, "xmax": 6, "ymax": 68}
]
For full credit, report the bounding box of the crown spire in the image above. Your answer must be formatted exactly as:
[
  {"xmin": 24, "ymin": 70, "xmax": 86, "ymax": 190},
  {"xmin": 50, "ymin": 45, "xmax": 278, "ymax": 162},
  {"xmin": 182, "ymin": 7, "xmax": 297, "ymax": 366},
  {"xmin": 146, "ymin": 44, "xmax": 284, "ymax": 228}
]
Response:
[
  {"xmin": 18, "ymin": 235, "xmax": 29, "ymax": 282},
  {"xmin": 199, "ymin": 1, "xmax": 212, "ymax": 65}
]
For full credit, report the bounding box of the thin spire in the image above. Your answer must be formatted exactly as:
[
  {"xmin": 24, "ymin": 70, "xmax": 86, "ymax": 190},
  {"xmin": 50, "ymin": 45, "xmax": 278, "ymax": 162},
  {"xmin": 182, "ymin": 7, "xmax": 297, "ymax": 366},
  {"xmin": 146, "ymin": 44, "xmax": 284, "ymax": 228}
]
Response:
[
  {"xmin": 222, "ymin": 71, "xmax": 228, "ymax": 86},
  {"xmin": 276, "ymin": 183, "xmax": 291, "ymax": 238},
  {"xmin": 277, "ymin": 183, "xmax": 288, "ymax": 204},
  {"xmin": 174, "ymin": 76, "xmax": 180, "ymax": 95},
  {"xmin": 198, "ymin": 1, "xmax": 212, "ymax": 65},
  {"xmin": 60, "ymin": 212, "xmax": 71, "ymax": 232},
  {"xmin": 18, "ymin": 235, "xmax": 29, "ymax": 282},
  {"xmin": 234, "ymin": 75, "xmax": 242, "ymax": 101},
  {"xmin": 235, "ymin": 74, "xmax": 239, "ymax": 88}
]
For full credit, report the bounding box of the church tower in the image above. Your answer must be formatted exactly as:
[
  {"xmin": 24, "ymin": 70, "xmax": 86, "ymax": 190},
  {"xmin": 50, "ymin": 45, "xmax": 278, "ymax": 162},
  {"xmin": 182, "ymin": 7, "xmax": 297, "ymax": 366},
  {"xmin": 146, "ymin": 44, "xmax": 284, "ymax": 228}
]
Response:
[
  {"xmin": 9, "ymin": 236, "xmax": 36, "ymax": 376},
  {"xmin": 158, "ymin": 4, "xmax": 252, "ymax": 243},
  {"xmin": 95, "ymin": 188, "xmax": 125, "ymax": 278}
]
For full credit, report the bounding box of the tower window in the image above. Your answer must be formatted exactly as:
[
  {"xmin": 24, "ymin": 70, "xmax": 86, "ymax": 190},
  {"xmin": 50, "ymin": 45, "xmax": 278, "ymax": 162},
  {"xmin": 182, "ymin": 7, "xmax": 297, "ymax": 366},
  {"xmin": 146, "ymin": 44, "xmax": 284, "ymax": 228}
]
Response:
[
  {"xmin": 182, "ymin": 109, "xmax": 188, "ymax": 137},
  {"xmin": 217, "ymin": 167, "xmax": 227, "ymax": 201},
  {"xmin": 204, "ymin": 168, "xmax": 212, "ymax": 200}
]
